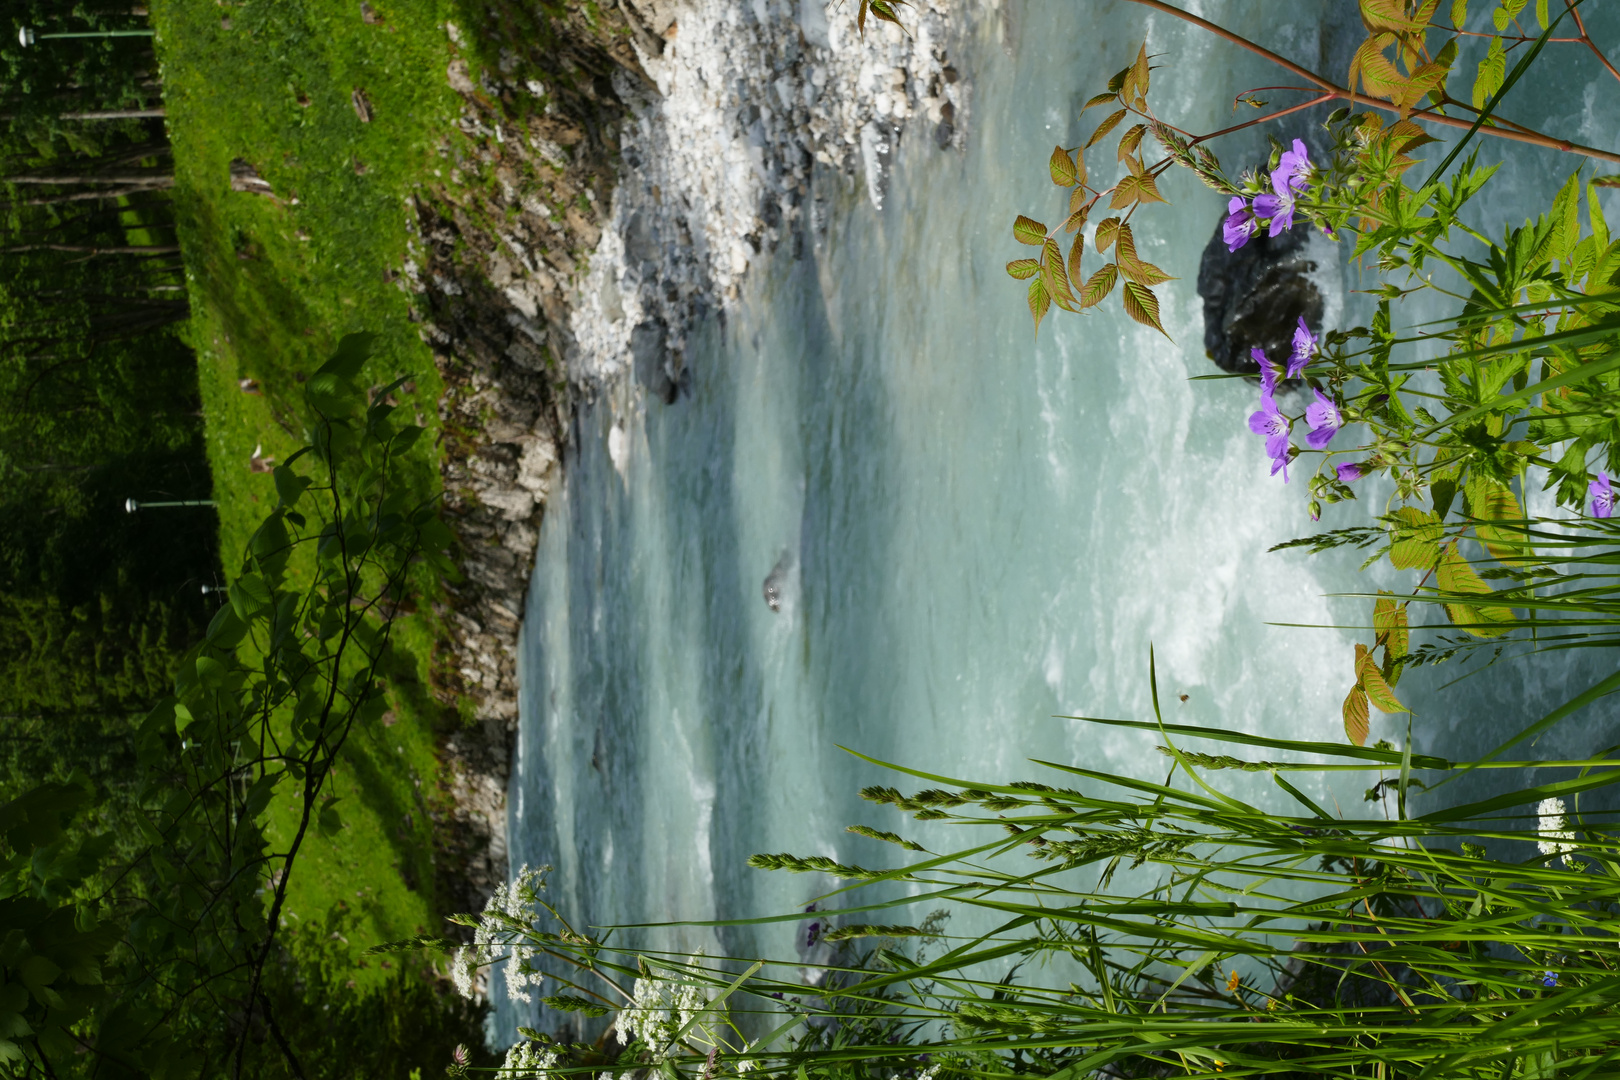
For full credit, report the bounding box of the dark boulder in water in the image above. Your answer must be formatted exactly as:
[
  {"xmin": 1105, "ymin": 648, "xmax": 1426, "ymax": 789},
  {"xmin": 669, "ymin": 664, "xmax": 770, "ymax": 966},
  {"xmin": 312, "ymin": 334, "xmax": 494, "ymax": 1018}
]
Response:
[{"xmin": 1197, "ymin": 216, "xmax": 1325, "ymax": 376}]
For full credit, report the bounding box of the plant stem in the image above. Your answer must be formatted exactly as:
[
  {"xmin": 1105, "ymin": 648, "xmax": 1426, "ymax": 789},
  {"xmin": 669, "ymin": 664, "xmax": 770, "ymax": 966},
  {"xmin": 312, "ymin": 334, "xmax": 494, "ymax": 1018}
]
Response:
[
  {"xmin": 1564, "ymin": 0, "xmax": 1620, "ymax": 86},
  {"xmin": 1122, "ymin": 0, "xmax": 1620, "ymax": 165}
]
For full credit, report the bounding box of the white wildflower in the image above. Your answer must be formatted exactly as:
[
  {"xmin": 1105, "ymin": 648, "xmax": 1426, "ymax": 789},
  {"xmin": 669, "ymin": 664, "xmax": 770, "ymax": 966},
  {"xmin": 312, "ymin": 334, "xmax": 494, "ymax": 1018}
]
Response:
[
  {"xmin": 500, "ymin": 1041, "xmax": 560, "ymax": 1078},
  {"xmin": 616, "ymin": 962, "xmax": 714, "ymax": 1060},
  {"xmin": 1537, "ymin": 797, "xmax": 1577, "ymax": 866},
  {"xmin": 451, "ymin": 945, "xmax": 478, "ymax": 999},
  {"xmin": 916, "ymin": 1066, "xmax": 940, "ymax": 1080},
  {"xmin": 456, "ymin": 865, "xmax": 552, "ymax": 1003}
]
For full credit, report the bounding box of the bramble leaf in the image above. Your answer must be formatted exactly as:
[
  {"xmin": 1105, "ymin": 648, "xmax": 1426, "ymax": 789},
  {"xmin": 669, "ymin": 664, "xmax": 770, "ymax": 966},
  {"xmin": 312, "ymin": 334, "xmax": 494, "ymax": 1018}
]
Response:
[
  {"xmin": 1356, "ymin": 646, "xmax": 1406, "ymax": 713},
  {"xmin": 1095, "ymin": 216, "xmax": 1122, "ymax": 254},
  {"xmin": 1086, "ymin": 109, "xmax": 1128, "ymax": 149},
  {"xmin": 1050, "ymin": 145, "xmax": 1078, "ymax": 187},
  {"xmin": 1079, "ymin": 263, "xmax": 1118, "ymax": 308},
  {"xmin": 1063, "ymin": 201, "xmax": 1091, "ymax": 234},
  {"xmin": 1343, "ymin": 683, "xmax": 1370, "ymax": 746},
  {"xmin": 1082, "ymin": 91, "xmax": 1117, "ymax": 111},
  {"xmin": 1437, "ymin": 542, "xmax": 1513, "ymax": 636},
  {"xmin": 1043, "ymin": 238, "xmax": 1078, "ymax": 310},
  {"xmin": 1388, "ymin": 506, "xmax": 1443, "ymax": 570},
  {"xmin": 1373, "ymin": 594, "xmax": 1409, "ymax": 661},
  {"xmin": 1067, "ymin": 231, "xmax": 1085, "ymax": 284},
  {"xmin": 1117, "ymin": 124, "xmax": 1147, "ymax": 160},
  {"xmin": 1006, "ymin": 259, "xmax": 1040, "ymax": 280},
  {"xmin": 1466, "ymin": 474, "xmax": 1530, "ymax": 565},
  {"xmin": 1014, "ymin": 215, "xmax": 1047, "ymax": 246},
  {"xmin": 1028, "ymin": 277, "xmax": 1051, "ymax": 336},
  {"xmin": 1121, "ymin": 281, "xmax": 1167, "ymax": 337},
  {"xmin": 1115, "ymin": 225, "xmax": 1173, "ymax": 286}
]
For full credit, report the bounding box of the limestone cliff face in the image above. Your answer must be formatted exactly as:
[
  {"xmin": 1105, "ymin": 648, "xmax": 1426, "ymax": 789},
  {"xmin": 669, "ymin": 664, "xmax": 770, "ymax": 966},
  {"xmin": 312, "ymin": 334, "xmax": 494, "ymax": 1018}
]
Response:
[{"xmin": 405, "ymin": 0, "xmax": 972, "ymax": 914}]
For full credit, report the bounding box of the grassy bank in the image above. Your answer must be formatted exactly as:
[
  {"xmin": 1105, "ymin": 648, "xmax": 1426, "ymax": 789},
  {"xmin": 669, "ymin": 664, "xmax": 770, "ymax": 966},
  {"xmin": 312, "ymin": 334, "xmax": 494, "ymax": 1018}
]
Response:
[{"xmin": 151, "ymin": 0, "xmax": 474, "ymax": 978}]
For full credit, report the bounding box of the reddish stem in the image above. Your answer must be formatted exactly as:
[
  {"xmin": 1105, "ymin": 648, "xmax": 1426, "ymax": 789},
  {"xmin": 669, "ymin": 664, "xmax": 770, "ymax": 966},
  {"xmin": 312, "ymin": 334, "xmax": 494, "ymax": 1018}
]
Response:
[
  {"xmin": 1565, "ymin": 0, "xmax": 1620, "ymax": 86},
  {"xmin": 1122, "ymin": 0, "xmax": 1620, "ymax": 165}
]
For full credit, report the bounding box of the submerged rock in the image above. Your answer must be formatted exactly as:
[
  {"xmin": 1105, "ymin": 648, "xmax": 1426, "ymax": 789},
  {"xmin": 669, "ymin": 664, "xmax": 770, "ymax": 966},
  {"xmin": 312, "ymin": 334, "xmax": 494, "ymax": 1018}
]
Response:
[{"xmin": 1196, "ymin": 215, "xmax": 1325, "ymax": 376}]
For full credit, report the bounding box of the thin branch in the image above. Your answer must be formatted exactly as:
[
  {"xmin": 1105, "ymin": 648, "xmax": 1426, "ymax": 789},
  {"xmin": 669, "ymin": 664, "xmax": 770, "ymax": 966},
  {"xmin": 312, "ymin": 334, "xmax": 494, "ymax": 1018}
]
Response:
[
  {"xmin": 1123, "ymin": 0, "xmax": 1620, "ymax": 165},
  {"xmin": 1564, "ymin": 0, "xmax": 1620, "ymax": 85}
]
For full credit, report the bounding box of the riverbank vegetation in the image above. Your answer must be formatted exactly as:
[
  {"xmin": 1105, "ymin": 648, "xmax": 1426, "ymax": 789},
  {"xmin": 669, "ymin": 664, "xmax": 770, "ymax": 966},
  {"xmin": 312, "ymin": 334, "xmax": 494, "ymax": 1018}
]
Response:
[
  {"xmin": 427, "ymin": 3, "xmax": 1620, "ymax": 1079},
  {"xmin": 7, "ymin": 0, "xmax": 1620, "ymax": 1077}
]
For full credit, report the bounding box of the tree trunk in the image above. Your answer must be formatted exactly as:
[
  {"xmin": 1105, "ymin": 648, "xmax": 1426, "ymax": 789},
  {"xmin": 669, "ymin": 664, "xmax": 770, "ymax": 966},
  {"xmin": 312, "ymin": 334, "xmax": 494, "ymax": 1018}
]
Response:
[{"xmin": 2, "ymin": 175, "xmax": 173, "ymax": 187}]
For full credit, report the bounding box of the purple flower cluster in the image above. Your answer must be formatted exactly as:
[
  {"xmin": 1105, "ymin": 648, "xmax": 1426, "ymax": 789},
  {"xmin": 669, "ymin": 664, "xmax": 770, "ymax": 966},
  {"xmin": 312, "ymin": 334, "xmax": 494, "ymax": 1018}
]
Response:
[
  {"xmin": 1225, "ymin": 140, "xmax": 1312, "ymax": 253},
  {"xmin": 1248, "ymin": 318, "xmax": 1345, "ymax": 483}
]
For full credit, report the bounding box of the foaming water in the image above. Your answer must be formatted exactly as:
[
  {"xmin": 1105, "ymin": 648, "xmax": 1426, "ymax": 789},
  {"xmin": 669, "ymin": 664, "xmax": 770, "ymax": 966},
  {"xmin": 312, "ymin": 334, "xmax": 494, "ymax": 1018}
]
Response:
[{"xmin": 498, "ymin": 0, "xmax": 1620, "ymax": 1041}]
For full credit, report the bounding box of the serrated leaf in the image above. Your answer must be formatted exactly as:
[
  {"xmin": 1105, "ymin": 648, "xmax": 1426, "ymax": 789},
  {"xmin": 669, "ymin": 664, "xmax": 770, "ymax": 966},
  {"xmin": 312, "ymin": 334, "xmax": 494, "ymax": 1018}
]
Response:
[
  {"xmin": 1130, "ymin": 43, "xmax": 1151, "ymax": 103},
  {"xmin": 1450, "ymin": 0, "xmax": 1467, "ymax": 27},
  {"xmin": 1473, "ymin": 34, "xmax": 1505, "ymax": 109},
  {"xmin": 1083, "ymin": 91, "xmax": 1118, "ymax": 111},
  {"xmin": 1043, "ymin": 238, "xmax": 1078, "ymax": 310},
  {"xmin": 1373, "ymin": 594, "xmax": 1409, "ymax": 661},
  {"xmin": 1072, "ymin": 146, "xmax": 1088, "ymax": 190},
  {"xmin": 1095, "ymin": 216, "xmax": 1122, "ymax": 254},
  {"xmin": 1079, "ymin": 262, "xmax": 1118, "ymax": 309},
  {"xmin": 1086, "ymin": 109, "xmax": 1128, "ymax": 149},
  {"xmin": 1343, "ymin": 684, "xmax": 1370, "ymax": 747},
  {"xmin": 1028, "ymin": 278, "xmax": 1051, "ymax": 336},
  {"xmin": 1050, "ymin": 146, "xmax": 1077, "ymax": 186},
  {"xmin": 1356, "ymin": 647, "xmax": 1406, "ymax": 713},
  {"xmin": 1110, "ymin": 172, "xmax": 1167, "ymax": 209},
  {"xmin": 1466, "ymin": 475, "xmax": 1530, "ymax": 565},
  {"xmin": 1006, "ymin": 258, "xmax": 1040, "ymax": 281},
  {"xmin": 1115, "ymin": 225, "xmax": 1174, "ymax": 286},
  {"xmin": 1436, "ymin": 542, "xmax": 1513, "ymax": 636},
  {"xmin": 1117, "ymin": 124, "xmax": 1147, "ymax": 160},
  {"xmin": 1063, "ymin": 200, "xmax": 1091, "ymax": 234},
  {"xmin": 1350, "ymin": 32, "xmax": 1406, "ymax": 102},
  {"xmin": 1014, "ymin": 215, "xmax": 1048, "ymax": 246},
  {"xmin": 1067, "ymin": 231, "xmax": 1085, "ymax": 284},
  {"xmin": 1388, "ymin": 506, "xmax": 1443, "ymax": 570},
  {"xmin": 1121, "ymin": 281, "xmax": 1167, "ymax": 337}
]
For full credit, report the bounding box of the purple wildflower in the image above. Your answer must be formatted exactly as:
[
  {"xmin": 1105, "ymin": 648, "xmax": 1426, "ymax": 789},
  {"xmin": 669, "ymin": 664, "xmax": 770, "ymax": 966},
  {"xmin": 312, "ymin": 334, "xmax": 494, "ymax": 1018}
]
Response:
[
  {"xmin": 1224, "ymin": 195, "xmax": 1258, "ymax": 252},
  {"xmin": 1248, "ymin": 391, "xmax": 1292, "ymax": 482},
  {"xmin": 1336, "ymin": 462, "xmax": 1367, "ymax": 483},
  {"xmin": 1287, "ymin": 316, "xmax": 1317, "ymax": 379},
  {"xmin": 1276, "ymin": 139, "xmax": 1311, "ymax": 190},
  {"xmin": 1592, "ymin": 472, "xmax": 1616, "ymax": 518},
  {"xmin": 1542, "ymin": 971, "xmax": 1559, "ymax": 989},
  {"xmin": 1253, "ymin": 345, "xmax": 1279, "ymax": 396},
  {"xmin": 1304, "ymin": 389, "xmax": 1342, "ymax": 450},
  {"xmin": 1253, "ymin": 140, "xmax": 1311, "ymax": 237},
  {"xmin": 805, "ymin": 919, "xmax": 823, "ymax": 948}
]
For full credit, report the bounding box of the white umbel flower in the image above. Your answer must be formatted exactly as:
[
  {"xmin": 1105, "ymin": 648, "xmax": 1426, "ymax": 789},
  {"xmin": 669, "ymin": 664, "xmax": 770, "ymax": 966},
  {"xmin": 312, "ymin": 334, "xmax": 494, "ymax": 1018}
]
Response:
[
  {"xmin": 454, "ymin": 864, "xmax": 552, "ymax": 1002},
  {"xmin": 1537, "ymin": 797, "xmax": 1577, "ymax": 866},
  {"xmin": 616, "ymin": 963, "xmax": 714, "ymax": 1060},
  {"xmin": 501, "ymin": 1041, "xmax": 560, "ymax": 1078}
]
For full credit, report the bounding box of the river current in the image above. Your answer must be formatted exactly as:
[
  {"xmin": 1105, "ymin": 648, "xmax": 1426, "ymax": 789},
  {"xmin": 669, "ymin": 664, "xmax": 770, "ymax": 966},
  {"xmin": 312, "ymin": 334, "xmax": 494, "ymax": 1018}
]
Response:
[{"xmin": 494, "ymin": 0, "xmax": 1620, "ymax": 1043}]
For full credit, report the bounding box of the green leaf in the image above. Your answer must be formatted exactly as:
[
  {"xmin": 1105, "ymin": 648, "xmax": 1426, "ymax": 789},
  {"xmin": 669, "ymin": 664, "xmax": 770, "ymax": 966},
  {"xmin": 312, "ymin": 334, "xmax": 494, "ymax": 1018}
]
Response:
[
  {"xmin": 317, "ymin": 796, "xmax": 345, "ymax": 837},
  {"xmin": 1357, "ymin": 647, "xmax": 1407, "ymax": 714},
  {"xmin": 1095, "ymin": 216, "xmax": 1121, "ymax": 254},
  {"xmin": 1343, "ymin": 684, "xmax": 1370, "ymax": 747},
  {"xmin": 1388, "ymin": 506, "xmax": 1443, "ymax": 570},
  {"xmin": 1079, "ymin": 263, "xmax": 1119, "ymax": 309},
  {"xmin": 1373, "ymin": 594, "xmax": 1409, "ymax": 661},
  {"xmin": 1049, "ymin": 145, "xmax": 1077, "ymax": 186},
  {"xmin": 316, "ymin": 332, "xmax": 375, "ymax": 381},
  {"xmin": 1436, "ymin": 541, "xmax": 1513, "ymax": 635},
  {"xmin": 1027, "ymin": 277, "xmax": 1051, "ymax": 337},
  {"xmin": 1120, "ymin": 281, "xmax": 1168, "ymax": 337},
  {"xmin": 1006, "ymin": 258, "xmax": 1040, "ymax": 280},
  {"xmin": 1013, "ymin": 215, "xmax": 1047, "ymax": 246},
  {"xmin": 273, "ymin": 464, "xmax": 313, "ymax": 508},
  {"xmin": 1466, "ymin": 474, "xmax": 1530, "ymax": 564},
  {"xmin": 194, "ymin": 656, "xmax": 227, "ymax": 692},
  {"xmin": 1043, "ymin": 238, "xmax": 1078, "ymax": 311},
  {"xmin": 1085, "ymin": 108, "xmax": 1127, "ymax": 149},
  {"xmin": 1472, "ymin": 34, "xmax": 1505, "ymax": 109},
  {"xmin": 1116, "ymin": 124, "xmax": 1147, "ymax": 161},
  {"xmin": 1082, "ymin": 91, "xmax": 1117, "ymax": 111},
  {"xmin": 1450, "ymin": 0, "xmax": 1468, "ymax": 27}
]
